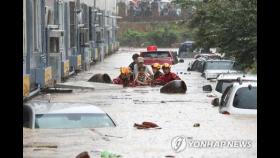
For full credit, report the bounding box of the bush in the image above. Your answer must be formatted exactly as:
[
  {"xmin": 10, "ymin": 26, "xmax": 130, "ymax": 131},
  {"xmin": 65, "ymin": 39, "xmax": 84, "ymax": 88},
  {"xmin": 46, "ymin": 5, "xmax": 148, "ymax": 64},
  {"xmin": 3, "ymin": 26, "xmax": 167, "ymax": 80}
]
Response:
[
  {"xmin": 119, "ymin": 25, "xmax": 184, "ymax": 47},
  {"xmin": 119, "ymin": 29, "xmax": 146, "ymax": 47}
]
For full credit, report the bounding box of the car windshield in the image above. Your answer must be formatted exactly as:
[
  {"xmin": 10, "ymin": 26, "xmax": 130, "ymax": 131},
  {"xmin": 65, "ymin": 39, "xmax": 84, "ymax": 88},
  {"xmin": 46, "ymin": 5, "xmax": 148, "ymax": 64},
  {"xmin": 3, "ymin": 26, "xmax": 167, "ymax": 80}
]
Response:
[
  {"xmin": 35, "ymin": 113, "xmax": 115, "ymax": 129},
  {"xmin": 215, "ymin": 80, "xmax": 233, "ymax": 93},
  {"xmin": 142, "ymin": 51, "xmax": 171, "ymax": 58},
  {"xmin": 233, "ymin": 86, "xmax": 257, "ymax": 109},
  {"xmin": 180, "ymin": 43, "xmax": 193, "ymax": 52},
  {"xmin": 205, "ymin": 61, "xmax": 234, "ymax": 70}
]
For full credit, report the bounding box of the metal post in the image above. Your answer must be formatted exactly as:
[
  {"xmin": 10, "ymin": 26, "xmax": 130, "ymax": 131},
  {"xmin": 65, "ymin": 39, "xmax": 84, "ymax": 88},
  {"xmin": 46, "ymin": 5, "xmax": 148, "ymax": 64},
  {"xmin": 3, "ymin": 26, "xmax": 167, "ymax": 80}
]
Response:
[
  {"xmin": 75, "ymin": 0, "xmax": 81, "ymax": 56},
  {"xmin": 41, "ymin": 0, "xmax": 47, "ymax": 69}
]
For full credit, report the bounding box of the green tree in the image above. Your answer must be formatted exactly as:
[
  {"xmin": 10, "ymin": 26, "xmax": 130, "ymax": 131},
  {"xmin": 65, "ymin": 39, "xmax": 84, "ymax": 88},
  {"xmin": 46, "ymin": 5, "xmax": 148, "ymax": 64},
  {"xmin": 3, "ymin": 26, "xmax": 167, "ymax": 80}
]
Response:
[{"xmin": 173, "ymin": 0, "xmax": 257, "ymax": 69}]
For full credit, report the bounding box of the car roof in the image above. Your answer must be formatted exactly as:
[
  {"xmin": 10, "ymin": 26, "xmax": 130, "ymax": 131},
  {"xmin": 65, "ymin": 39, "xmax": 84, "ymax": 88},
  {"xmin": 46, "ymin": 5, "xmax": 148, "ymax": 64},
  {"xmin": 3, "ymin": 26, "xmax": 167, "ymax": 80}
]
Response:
[
  {"xmin": 25, "ymin": 102, "xmax": 106, "ymax": 115},
  {"xmin": 217, "ymin": 74, "xmax": 257, "ymax": 81},
  {"xmin": 183, "ymin": 41, "xmax": 194, "ymax": 44},
  {"xmin": 141, "ymin": 51, "xmax": 170, "ymax": 53},
  {"xmin": 232, "ymin": 82, "xmax": 257, "ymax": 88},
  {"xmin": 206, "ymin": 59, "xmax": 234, "ymax": 62}
]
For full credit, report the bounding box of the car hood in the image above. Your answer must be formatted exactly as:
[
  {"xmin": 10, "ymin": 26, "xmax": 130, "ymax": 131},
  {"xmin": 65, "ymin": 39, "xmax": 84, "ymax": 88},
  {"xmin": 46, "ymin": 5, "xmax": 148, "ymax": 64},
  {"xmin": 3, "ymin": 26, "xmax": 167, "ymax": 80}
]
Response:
[{"xmin": 204, "ymin": 69, "xmax": 240, "ymax": 74}]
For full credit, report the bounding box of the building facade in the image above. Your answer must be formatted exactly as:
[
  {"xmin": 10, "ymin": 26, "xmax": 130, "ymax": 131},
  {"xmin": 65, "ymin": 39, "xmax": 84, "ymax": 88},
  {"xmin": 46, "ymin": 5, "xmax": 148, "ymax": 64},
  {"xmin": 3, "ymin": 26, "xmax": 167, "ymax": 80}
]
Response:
[{"xmin": 23, "ymin": 0, "xmax": 119, "ymax": 98}]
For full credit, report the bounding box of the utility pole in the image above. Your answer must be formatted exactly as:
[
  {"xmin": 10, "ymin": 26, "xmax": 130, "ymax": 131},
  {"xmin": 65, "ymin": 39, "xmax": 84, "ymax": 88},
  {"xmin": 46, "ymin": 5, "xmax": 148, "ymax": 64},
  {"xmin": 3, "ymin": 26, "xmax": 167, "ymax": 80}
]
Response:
[{"xmin": 75, "ymin": 0, "xmax": 81, "ymax": 55}]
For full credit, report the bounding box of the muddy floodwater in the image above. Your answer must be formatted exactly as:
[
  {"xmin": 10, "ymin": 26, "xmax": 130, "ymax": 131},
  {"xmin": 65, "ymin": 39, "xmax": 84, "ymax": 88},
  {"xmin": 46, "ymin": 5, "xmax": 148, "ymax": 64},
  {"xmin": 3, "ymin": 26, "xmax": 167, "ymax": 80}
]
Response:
[{"xmin": 23, "ymin": 48, "xmax": 257, "ymax": 158}]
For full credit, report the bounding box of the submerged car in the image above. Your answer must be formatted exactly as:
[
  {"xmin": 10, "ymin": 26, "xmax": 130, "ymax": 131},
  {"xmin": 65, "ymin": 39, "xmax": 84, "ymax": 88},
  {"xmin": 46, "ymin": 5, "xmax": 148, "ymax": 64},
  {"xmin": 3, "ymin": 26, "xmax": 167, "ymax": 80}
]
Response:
[
  {"xmin": 203, "ymin": 73, "xmax": 257, "ymax": 99},
  {"xmin": 23, "ymin": 102, "xmax": 116, "ymax": 129},
  {"xmin": 194, "ymin": 53, "xmax": 222, "ymax": 60},
  {"xmin": 178, "ymin": 41, "xmax": 195, "ymax": 58},
  {"xmin": 187, "ymin": 57, "xmax": 207, "ymax": 72},
  {"xmin": 201, "ymin": 59, "xmax": 240, "ymax": 80},
  {"xmin": 140, "ymin": 50, "xmax": 178, "ymax": 65},
  {"xmin": 218, "ymin": 82, "xmax": 257, "ymax": 115}
]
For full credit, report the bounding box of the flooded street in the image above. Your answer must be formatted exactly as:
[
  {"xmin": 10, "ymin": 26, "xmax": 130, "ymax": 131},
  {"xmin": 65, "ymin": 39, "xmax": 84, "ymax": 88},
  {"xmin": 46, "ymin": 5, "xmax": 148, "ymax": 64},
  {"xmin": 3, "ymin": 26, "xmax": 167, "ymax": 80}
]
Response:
[{"xmin": 23, "ymin": 48, "xmax": 257, "ymax": 158}]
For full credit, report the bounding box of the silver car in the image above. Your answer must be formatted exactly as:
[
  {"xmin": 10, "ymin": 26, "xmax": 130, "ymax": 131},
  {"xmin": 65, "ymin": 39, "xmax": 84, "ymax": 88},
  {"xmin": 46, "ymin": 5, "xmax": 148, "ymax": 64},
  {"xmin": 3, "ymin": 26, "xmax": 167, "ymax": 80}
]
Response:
[
  {"xmin": 23, "ymin": 102, "xmax": 116, "ymax": 129},
  {"xmin": 201, "ymin": 59, "xmax": 240, "ymax": 80}
]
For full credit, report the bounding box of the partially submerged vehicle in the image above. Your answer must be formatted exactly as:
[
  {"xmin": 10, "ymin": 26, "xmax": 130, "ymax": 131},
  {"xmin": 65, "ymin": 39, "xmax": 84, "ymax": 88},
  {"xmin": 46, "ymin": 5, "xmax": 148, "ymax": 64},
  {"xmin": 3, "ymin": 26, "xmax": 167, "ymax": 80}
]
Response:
[
  {"xmin": 140, "ymin": 46, "xmax": 179, "ymax": 65},
  {"xmin": 178, "ymin": 41, "xmax": 195, "ymax": 58},
  {"xmin": 218, "ymin": 82, "xmax": 257, "ymax": 115},
  {"xmin": 187, "ymin": 57, "xmax": 207, "ymax": 72},
  {"xmin": 194, "ymin": 53, "xmax": 222, "ymax": 60},
  {"xmin": 203, "ymin": 73, "xmax": 257, "ymax": 99},
  {"xmin": 201, "ymin": 59, "xmax": 240, "ymax": 80},
  {"xmin": 23, "ymin": 102, "xmax": 116, "ymax": 129}
]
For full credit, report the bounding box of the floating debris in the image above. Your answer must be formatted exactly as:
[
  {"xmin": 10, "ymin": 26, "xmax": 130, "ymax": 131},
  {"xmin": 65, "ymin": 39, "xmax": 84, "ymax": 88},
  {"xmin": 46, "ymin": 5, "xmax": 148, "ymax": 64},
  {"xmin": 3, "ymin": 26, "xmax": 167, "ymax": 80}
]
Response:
[{"xmin": 193, "ymin": 123, "xmax": 200, "ymax": 127}]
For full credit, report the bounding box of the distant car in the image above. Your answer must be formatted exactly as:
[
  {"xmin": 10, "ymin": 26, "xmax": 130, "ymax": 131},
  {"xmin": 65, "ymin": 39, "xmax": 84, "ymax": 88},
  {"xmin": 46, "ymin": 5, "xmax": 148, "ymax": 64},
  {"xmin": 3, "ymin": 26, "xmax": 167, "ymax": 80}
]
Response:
[
  {"xmin": 23, "ymin": 102, "xmax": 116, "ymax": 129},
  {"xmin": 178, "ymin": 41, "xmax": 195, "ymax": 58},
  {"xmin": 194, "ymin": 53, "xmax": 222, "ymax": 60},
  {"xmin": 201, "ymin": 59, "xmax": 240, "ymax": 80},
  {"xmin": 187, "ymin": 57, "xmax": 207, "ymax": 72},
  {"xmin": 204, "ymin": 74, "xmax": 257, "ymax": 99},
  {"xmin": 219, "ymin": 82, "xmax": 257, "ymax": 115},
  {"xmin": 140, "ymin": 50, "xmax": 178, "ymax": 65}
]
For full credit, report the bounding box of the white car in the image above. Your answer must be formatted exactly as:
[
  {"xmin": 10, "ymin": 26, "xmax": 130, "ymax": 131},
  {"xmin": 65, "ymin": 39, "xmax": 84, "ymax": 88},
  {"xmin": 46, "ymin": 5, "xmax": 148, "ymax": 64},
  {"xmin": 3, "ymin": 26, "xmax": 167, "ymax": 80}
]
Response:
[
  {"xmin": 219, "ymin": 82, "xmax": 257, "ymax": 115},
  {"xmin": 23, "ymin": 102, "xmax": 116, "ymax": 129},
  {"xmin": 204, "ymin": 73, "xmax": 257, "ymax": 99},
  {"xmin": 201, "ymin": 59, "xmax": 241, "ymax": 80}
]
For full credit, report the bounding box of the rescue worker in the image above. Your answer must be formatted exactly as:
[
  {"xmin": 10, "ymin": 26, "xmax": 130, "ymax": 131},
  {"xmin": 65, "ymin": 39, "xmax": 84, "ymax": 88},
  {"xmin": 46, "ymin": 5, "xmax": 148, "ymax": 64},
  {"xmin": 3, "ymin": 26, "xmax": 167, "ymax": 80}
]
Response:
[
  {"xmin": 134, "ymin": 66, "xmax": 152, "ymax": 86},
  {"xmin": 151, "ymin": 63, "xmax": 163, "ymax": 80},
  {"xmin": 152, "ymin": 63, "xmax": 181, "ymax": 85},
  {"xmin": 133, "ymin": 57, "xmax": 153, "ymax": 78},
  {"xmin": 129, "ymin": 53, "xmax": 140, "ymax": 71},
  {"xmin": 113, "ymin": 67, "xmax": 134, "ymax": 87}
]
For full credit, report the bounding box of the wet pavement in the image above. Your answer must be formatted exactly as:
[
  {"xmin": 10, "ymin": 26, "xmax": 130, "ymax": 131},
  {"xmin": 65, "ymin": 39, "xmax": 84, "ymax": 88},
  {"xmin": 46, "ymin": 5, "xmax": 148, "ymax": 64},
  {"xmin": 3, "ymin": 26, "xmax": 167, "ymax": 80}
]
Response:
[{"xmin": 23, "ymin": 48, "xmax": 257, "ymax": 158}]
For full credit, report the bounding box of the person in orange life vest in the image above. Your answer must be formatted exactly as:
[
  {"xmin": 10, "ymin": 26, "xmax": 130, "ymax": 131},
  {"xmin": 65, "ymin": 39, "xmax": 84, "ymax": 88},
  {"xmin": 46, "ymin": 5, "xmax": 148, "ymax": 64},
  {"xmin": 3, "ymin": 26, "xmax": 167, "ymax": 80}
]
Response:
[
  {"xmin": 113, "ymin": 67, "xmax": 134, "ymax": 87},
  {"xmin": 152, "ymin": 63, "xmax": 181, "ymax": 85},
  {"xmin": 151, "ymin": 63, "xmax": 163, "ymax": 80}
]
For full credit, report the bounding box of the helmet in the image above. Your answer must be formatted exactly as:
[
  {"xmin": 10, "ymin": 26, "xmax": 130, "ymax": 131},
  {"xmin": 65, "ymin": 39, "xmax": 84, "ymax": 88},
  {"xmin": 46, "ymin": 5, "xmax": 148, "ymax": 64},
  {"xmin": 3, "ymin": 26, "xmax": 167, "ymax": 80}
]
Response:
[
  {"xmin": 151, "ymin": 63, "xmax": 161, "ymax": 69},
  {"xmin": 162, "ymin": 63, "xmax": 171, "ymax": 69},
  {"xmin": 120, "ymin": 67, "xmax": 131, "ymax": 75}
]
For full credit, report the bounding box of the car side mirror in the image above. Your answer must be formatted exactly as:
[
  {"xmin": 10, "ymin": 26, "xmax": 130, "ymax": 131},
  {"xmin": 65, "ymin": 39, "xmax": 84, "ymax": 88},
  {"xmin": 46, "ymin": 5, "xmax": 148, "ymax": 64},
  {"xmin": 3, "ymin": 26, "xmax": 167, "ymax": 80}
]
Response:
[
  {"xmin": 179, "ymin": 59, "xmax": 184, "ymax": 63},
  {"xmin": 211, "ymin": 98, "xmax": 219, "ymax": 107},
  {"xmin": 187, "ymin": 67, "xmax": 191, "ymax": 71},
  {"xmin": 202, "ymin": 85, "xmax": 212, "ymax": 92}
]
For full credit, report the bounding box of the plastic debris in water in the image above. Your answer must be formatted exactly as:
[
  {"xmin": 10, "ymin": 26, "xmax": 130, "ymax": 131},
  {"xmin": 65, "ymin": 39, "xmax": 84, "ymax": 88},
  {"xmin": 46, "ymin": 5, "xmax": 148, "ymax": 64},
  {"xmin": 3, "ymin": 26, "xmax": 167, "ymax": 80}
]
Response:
[
  {"xmin": 193, "ymin": 123, "xmax": 200, "ymax": 127},
  {"xmin": 100, "ymin": 150, "xmax": 122, "ymax": 158}
]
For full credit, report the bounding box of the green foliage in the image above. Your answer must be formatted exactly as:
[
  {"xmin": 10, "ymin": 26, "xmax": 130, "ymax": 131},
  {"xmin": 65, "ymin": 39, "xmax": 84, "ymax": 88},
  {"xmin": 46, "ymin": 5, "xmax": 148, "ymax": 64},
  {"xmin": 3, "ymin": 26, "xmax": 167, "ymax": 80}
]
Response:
[
  {"xmin": 174, "ymin": 0, "xmax": 257, "ymax": 70},
  {"xmin": 119, "ymin": 29, "xmax": 146, "ymax": 47},
  {"xmin": 119, "ymin": 24, "xmax": 184, "ymax": 47}
]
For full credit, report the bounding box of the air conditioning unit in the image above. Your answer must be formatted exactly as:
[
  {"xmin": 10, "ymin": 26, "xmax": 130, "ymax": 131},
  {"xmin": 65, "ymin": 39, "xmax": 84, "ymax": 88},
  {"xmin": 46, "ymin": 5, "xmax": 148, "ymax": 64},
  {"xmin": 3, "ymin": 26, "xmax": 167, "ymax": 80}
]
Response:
[
  {"xmin": 105, "ymin": 45, "xmax": 109, "ymax": 55},
  {"xmin": 49, "ymin": 29, "xmax": 64, "ymax": 37},
  {"xmin": 70, "ymin": 54, "xmax": 82, "ymax": 71},
  {"xmin": 23, "ymin": 74, "xmax": 30, "ymax": 97},
  {"xmin": 83, "ymin": 47, "xmax": 91, "ymax": 70},
  {"xmin": 48, "ymin": 53, "xmax": 62, "ymax": 83},
  {"xmin": 91, "ymin": 47, "xmax": 99, "ymax": 61},
  {"xmin": 35, "ymin": 66, "xmax": 52, "ymax": 88},
  {"xmin": 61, "ymin": 59, "xmax": 70, "ymax": 78}
]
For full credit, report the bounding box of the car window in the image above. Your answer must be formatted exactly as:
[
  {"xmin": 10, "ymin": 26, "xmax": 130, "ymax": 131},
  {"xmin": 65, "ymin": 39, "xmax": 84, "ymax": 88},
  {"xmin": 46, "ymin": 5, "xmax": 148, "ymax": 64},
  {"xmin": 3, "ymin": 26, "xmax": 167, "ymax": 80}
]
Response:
[
  {"xmin": 233, "ymin": 86, "xmax": 257, "ymax": 109},
  {"xmin": 199, "ymin": 61, "xmax": 205, "ymax": 72},
  {"xmin": 191, "ymin": 60, "xmax": 198, "ymax": 70},
  {"xmin": 220, "ymin": 85, "xmax": 233, "ymax": 107},
  {"xmin": 215, "ymin": 80, "xmax": 234, "ymax": 93},
  {"xmin": 35, "ymin": 113, "xmax": 115, "ymax": 129},
  {"xmin": 142, "ymin": 51, "xmax": 171, "ymax": 58},
  {"xmin": 205, "ymin": 61, "xmax": 234, "ymax": 70}
]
